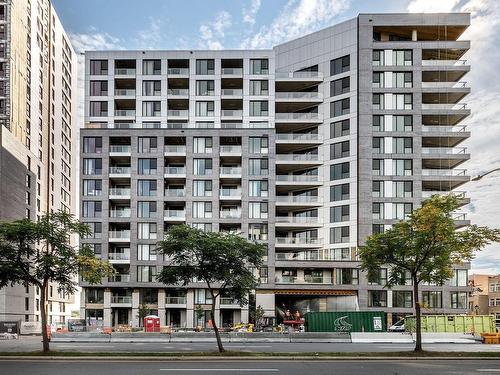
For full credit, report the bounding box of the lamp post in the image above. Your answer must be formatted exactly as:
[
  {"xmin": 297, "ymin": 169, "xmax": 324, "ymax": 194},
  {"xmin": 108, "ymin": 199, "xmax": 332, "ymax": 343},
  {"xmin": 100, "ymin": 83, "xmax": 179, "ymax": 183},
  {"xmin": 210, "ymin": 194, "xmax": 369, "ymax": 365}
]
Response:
[{"xmin": 471, "ymin": 167, "xmax": 500, "ymax": 181}]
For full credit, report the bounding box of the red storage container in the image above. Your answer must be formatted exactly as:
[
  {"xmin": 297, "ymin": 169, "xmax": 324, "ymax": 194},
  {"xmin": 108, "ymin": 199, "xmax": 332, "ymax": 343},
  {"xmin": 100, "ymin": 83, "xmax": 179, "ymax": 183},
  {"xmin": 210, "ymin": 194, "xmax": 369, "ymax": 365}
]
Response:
[{"xmin": 144, "ymin": 315, "xmax": 160, "ymax": 332}]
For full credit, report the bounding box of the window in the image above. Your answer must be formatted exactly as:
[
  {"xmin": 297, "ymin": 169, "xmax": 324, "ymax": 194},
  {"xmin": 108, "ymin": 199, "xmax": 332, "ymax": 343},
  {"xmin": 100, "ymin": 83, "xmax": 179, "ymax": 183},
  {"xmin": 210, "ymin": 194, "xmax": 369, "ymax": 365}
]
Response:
[
  {"xmin": 193, "ymin": 137, "xmax": 213, "ymax": 153},
  {"xmin": 373, "ymin": 115, "xmax": 384, "ymax": 132},
  {"xmin": 393, "ymin": 159, "xmax": 412, "ymax": 176},
  {"xmin": 90, "ymin": 81, "xmax": 108, "ymax": 96},
  {"xmin": 335, "ymin": 268, "xmax": 358, "ymax": 285},
  {"xmin": 249, "ymin": 101, "xmax": 269, "ymax": 116},
  {"xmin": 393, "ymin": 291, "xmax": 413, "ymax": 308},
  {"xmin": 249, "ymin": 137, "xmax": 269, "ymax": 154},
  {"xmin": 88, "ymin": 243, "xmax": 102, "ymax": 255},
  {"xmin": 196, "ymin": 59, "xmax": 215, "ymax": 75},
  {"xmin": 250, "ymin": 59, "xmax": 269, "ymax": 74},
  {"xmin": 450, "ymin": 292, "xmax": 467, "ymax": 309},
  {"xmin": 372, "ymin": 181, "xmax": 384, "ymax": 197},
  {"xmin": 330, "ymin": 141, "xmax": 350, "ymax": 159},
  {"xmin": 330, "ymin": 226, "xmax": 349, "ymax": 244},
  {"xmin": 393, "ymin": 137, "xmax": 413, "ymax": 154},
  {"xmin": 137, "ymin": 201, "xmax": 157, "ymax": 218},
  {"xmin": 89, "ymin": 101, "xmax": 107, "ymax": 116},
  {"xmin": 248, "ymin": 223, "xmax": 268, "ymax": 241},
  {"xmin": 83, "ymin": 158, "xmax": 102, "ymax": 175},
  {"xmin": 373, "ymin": 94, "xmax": 384, "ymax": 110},
  {"xmin": 195, "ymin": 101, "xmax": 214, "ymax": 116},
  {"xmin": 393, "ymin": 203, "xmax": 413, "ymax": 220},
  {"xmin": 193, "ymin": 180, "xmax": 212, "ymax": 197},
  {"xmin": 368, "ymin": 290, "xmax": 387, "ymax": 307},
  {"xmin": 142, "ymin": 80, "xmax": 161, "ymax": 96},
  {"xmin": 330, "ymin": 184, "xmax": 349, "ymax": 201},
  {"xmin": 372, "ymin": 50, "xmax": 384, "ymax": 66},
  {"xmin": 451, "ymin": 269, "xmax": 468, "ymax": 286},
  {"xmin": 196, "ymin": 80, "xmax": 215, "ymax": 96},
  {"xmin": 138, "ymin": 180, "xmax": 157, "ymax": 196},
  {"xmin": 373, "ymin": 137, "xmax": 384, "ymax": 154},
  {"xmin": 422, "ymin": 291, "xmax": 442, "ymax": 308},
  {"xmin": 142, "ymin": 101, "xmax": 161, "ymax": 116},
  {"xmin": 372, "ymin": 202, "xmax": 384, "ymax": 219},
  {"xmin": 137, "ymin": 266, "xmax": 157, "ymax": 282},
  {"xmin": 249, "ymin": 202, "xmax": 268, "ymax": 219},
  {"xmin": 193, "ymin": 158, "xmax": 213, "ymax": 175},
  {"xmin": 83, "ymin": 180, "xmax": 102, "ymax": 196},
  {"xmin": 249, "ymin": 80, "xmax": 269, "ymax": 95},
  {"xmin": 368, "ymin": 268, "xmax": 387, "ymax": 285},
  {"xmin": 138, "ymin": 244, "xmax": 157, "ymax": 261},
  {"xmin": 330, "ymin": 120, "xmax": 349, "ymax": 138},
  {"xmin": 85, "ymin": 289, "xmax": 104, "ymax": 304},
  {"xmin": 330, "ymin": 55, "xmax": 350, "ymax": 75},
  {"xmin": 195, "ymin": 289, "xmax": 213, "ymax": 304},
  {"xmin": 393, "ymin": 72, "xmax": 412, "ymax": 88},
  {"xmin": 330, "ymin": 77, "xmax": 350, "ymax": 96},
  {"xmin": 373, "ymin": 224, "xmax": 385, "ymax": 234},
  {"xmin": 331, "ymin": 98, "xmax": 350, "ymax": 117},
  {"xmin": 137, "ymin": 223, "xmax": 157, "ymax": 240},
  {"xmin": 393, "ymin": 115, "xmax": 413, "ymax": 132},
  {"xmin": 85, "ymin": 222, "xmax": 102, "ymax": 239},
  {"xmin": 393, "ymin": 50, "xmax": 413, "ymax": 66},
  {"xmin": 90, "ymin": 60, "xmax": 108, "ymax": 75},
  {"xmin": 330, "ymin": 205, "xmax": 349, "ymax": 223},
  {"xmin": 142, "ymin": 59, "xmax": 161, "ymax": 75},
  {"xmin": 192, "ymin": 201, "xmax": 212, "ymax": 218},
  {"xmin": 192, "ymin": 223, "xmax": 213, "ymax": 232},
  {"xmin": 330, "ymin": 162, "xmax": 350, "ymax": 180},
  {"xmin": 138, "ymin": 158, "xmax": 157, "ymax": 174},
  {"xmin": 393, "ymin": 94, "xmax": 412, "ymax": 110},
  {"xmin": 372, "ymin": 72, "xmax": 383, "ymax": 88},
  {"xmin": 393, "ymin": 181, "xmax": 413, "ymax": 198},
  {"xmin": 328, "ymin": 248, "xmax": 351, "ymax": 261},
  {"xmin": 138, "ymin": 137, "xmax": 157, "ymax": 153},
  {"xmin": 249, "ymin": 180, "xmax": 268, "ymax": 197},
  {"xmin": 249, "ymin": 158, "xmax": 268, "ymax": 175},
  {"xmin": 82, "ymin": 201, "xmax": 102, "ymax": 218}
]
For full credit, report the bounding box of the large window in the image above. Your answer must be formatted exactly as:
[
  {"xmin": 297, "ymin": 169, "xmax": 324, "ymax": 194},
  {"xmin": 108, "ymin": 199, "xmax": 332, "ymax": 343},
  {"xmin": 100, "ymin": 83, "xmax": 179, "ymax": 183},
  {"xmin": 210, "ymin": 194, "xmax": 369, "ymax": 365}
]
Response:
[
  {"xmin": 90, "ymin": 60, "xmax": 108, "ymax": 75},
  {"xmin": 373, "ymin": 94, "xmax": 384, "ymax": 110},
  {"xmin": 393, "ymin": 203, "xmax": 413, "ymax": 220},
  {"xmin": 335, "ymin": 268, "xmax": 358, "ymax": 285},
  {"xmin": 137, "ymin": 223, "xmax": 157, "ymax": 240},
  {"xmin": 142, "ymin": 101, "xmax": 161, "ymax": 116},
  {"xmin": 393, "ymin": 94, "xmax": 412, "ymax": 110},
  {"xmin": 196, "ymin": 59, "xmax": 215, "ymax": 75},
  {"xmin": 393, "ymin": 291, "xmax": 413, "ymax": 308},
  {"xmin": 330, "ymin": 184, "xmax": 349, "ymax": 201},
  {"xmin": 142, "ymin": 81, "xmax": 161, "ymax": 96},
  {"xmin": 90, "ymin": 81, "xmax": 108, "ymax": 96},
  {"xmin": 137, "ymin": 266, "xmax": 157, "ymax": 282},
  {"xmin": 373, "ymin": 137, "xmax": 384, "ymax": 154},
  {"xmin": 196, "ymin": 80, "xmax": 215, "ymax": 96},
  {"xmin": 330, "ymin": 55, "xmax": 350, "ymax": 75},
  {"xmin": 368, "ymin": 291, "xmax": 387, "ymax": 307},
  {"xmin": 249, "ymin": 137, "xmax": 269, "ymax": 154},
  {"xmin": 330, "ymin": 141, "xmax": 350, "ymax": 159},
  {"xmin": 248, "ymin": 223, "xmax": 268, "ymax": 241},
  {"xmin": 193, "ymin": 180, "xmax": 212, "ymax": 197},
  {"xmin": 373, "ymin": 115, "xmax": 384, "ymax": 132},
  {"xmin": 422, "ymin": 291, "xmax": 442, "ymax": 308},
  {"xmin": 143, "ymin": 59, "xmax": 161, "ymax": 75},
  {"xmin": 249, "ymin": 180, "xmax": 268, "ymax": 197},
  {"xmin": 331, "ymin": 98, "xmax": 350, "ymax": 117},
  {"xmin": 249, "ymin": 158, "xmax": 268, "ymax": 175},
  {"xmin": 83, "ymin": 180, "xmax": 102, "ymax": 196},
  {"xmin": 393, "ymin": 181, "xmax": 412, "ymax": 198},
  {"xmin": 330, "ymin": 120, "xmax": 349, "ymax": 138},
  {"xmin": 249, "ymin": 101, "xmax": 269, "ymax": 116},
  {"xmin": 330, "ymin": 77, "xmax": 350, "ymax": 96},
  {"xmin": 330, "ymin": 205, "xmax": 349, "ymax": 223},
  {"xmin": 192, "ymin": 202, "xmax": 212, "ymax": 218},
  {"xmin": 138, "ymin": 180, "xmax": 157, "ymax": 196},
  {"xmin": 138, "ymin": 158, "xmax": 157, "ymax": 175},
  {"xmin": 195, "ymin": 101, "xmax": 214, "ymax": 116},
  {"xmin": 250, "ymin": 59, "xmax": 269, "ymax": 75},
  {"xmin": 249, "ymin": 80, "xmax": 269, "ymax": 95},
  {"xmin": 372, "ymin": 202, "xmax": 384, "ymax": 219},
  {"xmin": 138, "ymin": 137, "xmax": 157, "ymax": 153},
  {"xmin": 89, "ymin": 101, "xmax": 107, "ymax": 116},
  {"xmin": 451, "ymin": 269, "xmax": 468, "ymax": 286},
  {"xmin": 393, "ymin": 137, "xmax": 413, "ymax": 154},
  {"xmin": 330, "ymin": 162, "xmax": 350, "ymax": 180},
  {"xmin": 393, "ymin": 72, "xmax": 412, "ymax": 88},
  {"xmin": 137, "ymin": 201, "xmax": 157, "ymax": 218},
  {"xmin": 450, "ymin": 292, "xmax": 467, "ymax": 309},
  {"xmin": 82, "ymin": 201, "xmax": 102, "ymax": 218},
  {"xmin": 85, "ymin": 289, "xmax": 104, "ymax": 304},
  {"xmin": 249, "ymin": 202, "xmax": 268, "ymax": 219},
  {"xmin": 330, "ymin": 226, "xmax": 349, "ymax": 244},
  {"xmin": 368, "ymin": 268, "xmax": 387, "ymax": 285},
  {"xmin": 193, "ymin": 137, "xmax": 213, "ymax": 153},
  {"xmin": 372, "ymin": 159, "xmax": 384, "ymax": 176},
  {"xmin": 83, "ymin": 137, "xmax": 102, "ymax": 153},
  {"xmin": 394, "ymin": 115, "xmax": 413, "ymax": 132},
  {"xmin": 193, "ymin": 158, "xmax": 213, "ymax": 175},
  {"xmin": 372, "ymin": 50, "xmax": 384, "ymax": 66},
  {"xmin": 393, "ymin": 159, "xmax": 412, "ymax": 176},
  {"xmin": 393, "ymin": 50, "xmax": 413, "ymax": 66},
  {"xmin": 138, "ymin": 244, "xmax": 157, "ymax": 261}
]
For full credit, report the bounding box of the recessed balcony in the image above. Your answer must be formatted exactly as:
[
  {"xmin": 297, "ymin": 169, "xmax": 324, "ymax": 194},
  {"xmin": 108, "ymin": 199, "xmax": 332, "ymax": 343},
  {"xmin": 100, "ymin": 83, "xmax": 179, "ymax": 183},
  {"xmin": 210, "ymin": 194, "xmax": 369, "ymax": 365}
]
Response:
[
  {"xmin": 165, "ymin": 296, "xmax": 187, "ymax": 307},
  {"xmin": 275, "ymin": 275, "xmax": 333, "ymax": 285},
  {"xmin": 275, "ymin": 237, "xmax": 322, "ymax": 248},
  {"xmin": 164, "ymin": 166, "xmax": 186, "ymax": 177},
  {"xmin": 164, "ymin": 209, "xmax": 186, "ymax": 222},
  {"xmin": 275, "ymin": 216, "xmax": 320, "ymax": 228},
  {"xmin": 108, "ymin": 274, "xmax": 130, "ymax": 282},
  {"xmin": 276, "ymin": 195, "xmax": 320, "ymax": 208},
  {"xmin": 110, "ymin": 295, "xmax": 132, "ymax": 305},
  {"xmin": 109, "ymin": 230, "xmax": 131, "ymax": 242},
  {"xmin": 109, "ymin": 188, "xmax": 131, "ymax": 200},
  {"xmin": 109, "ymin": 166, "xmax": 131, "ymax": 177},
  {"xmin": 109, "ymin": 145, "xmax": 131, "ymax": 156}
]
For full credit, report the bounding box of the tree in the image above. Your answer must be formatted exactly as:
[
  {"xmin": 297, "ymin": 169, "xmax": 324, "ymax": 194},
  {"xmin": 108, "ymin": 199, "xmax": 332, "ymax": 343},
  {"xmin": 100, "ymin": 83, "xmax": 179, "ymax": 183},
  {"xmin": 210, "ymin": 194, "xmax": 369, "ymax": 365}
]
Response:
[
  {"xmin": 0, "ymin": 211, "xmax": 115, "ymax": 352},
  {"xmin": 157, "ymin": 225, "xmax": 266, "ymax": 352},
  {"xmin": 359, "ymin": 194, "xmax": 500, "ymax": 352},
  {"xmin": 250, "ymin": 305, "xmax": 265, "ymax": 331},
  {"xmin": 137, "ymin": 304, "xmax": 154, "ymax": 328}
]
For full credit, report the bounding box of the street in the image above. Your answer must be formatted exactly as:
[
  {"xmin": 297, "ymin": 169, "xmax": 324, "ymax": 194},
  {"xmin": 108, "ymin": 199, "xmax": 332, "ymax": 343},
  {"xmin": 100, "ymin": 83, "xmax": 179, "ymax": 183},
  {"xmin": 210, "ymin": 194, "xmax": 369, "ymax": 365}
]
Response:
[
  {"xmin": 0, "ymin": 359, "xmax": 499, "ymax": 375},
  {"xmin": 1, "ymin": 336, "xmax": 500, "ymax": 353}
]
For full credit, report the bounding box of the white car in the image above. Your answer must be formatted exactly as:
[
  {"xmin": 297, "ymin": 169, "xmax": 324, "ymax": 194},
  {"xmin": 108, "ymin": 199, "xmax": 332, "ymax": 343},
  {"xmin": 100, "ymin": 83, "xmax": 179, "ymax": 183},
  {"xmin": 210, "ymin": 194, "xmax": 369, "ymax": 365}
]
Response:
[{"xmin": 388, "ymin": 319, "xmax": 405, "ymax": 332}]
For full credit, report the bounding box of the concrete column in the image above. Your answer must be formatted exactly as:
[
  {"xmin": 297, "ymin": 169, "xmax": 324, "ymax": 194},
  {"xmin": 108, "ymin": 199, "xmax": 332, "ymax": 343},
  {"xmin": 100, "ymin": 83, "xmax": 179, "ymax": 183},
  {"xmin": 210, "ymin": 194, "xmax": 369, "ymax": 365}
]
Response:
[
  {"xmin": 412, "ymin": 29, "xmax": 417, "ymax": 41},
  {"xmin": 158, "ymin": 289, "xmax": 166, "ymax": 326},
  {"xmin": 103, "ymin": 288, "xmax": 111, "ymax": 327},
  {"xmin": 186, "ymin": 289, "xmax": 194, "ymax": 328},
  {"xmin": 79, "ymin": 289, "xmax": 86, "ymax": 319},
  {"xmin": 132, "ymin": 288, "xmax": 140, "ymax": 327},
  {"xmin": 240, "ymin": 306, "xmax": 249, "ymax": 324}
]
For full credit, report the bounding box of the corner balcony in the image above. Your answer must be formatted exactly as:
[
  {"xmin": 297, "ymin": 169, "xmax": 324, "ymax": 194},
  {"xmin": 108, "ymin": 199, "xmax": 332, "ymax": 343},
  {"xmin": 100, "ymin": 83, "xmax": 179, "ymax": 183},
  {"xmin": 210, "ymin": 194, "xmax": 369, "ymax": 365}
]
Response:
[
  {"xmin": 422, "ymin": 125, "xmax": 470, "ymax": 147},
  {"xmin": 275, "ymin": 275, "xmax": 333, "ymax": 285},
  {"xmin": 422, "ymin": 169, "xmax": 469, "ymax": 190},
  {"xmin": 276, "ymin": 174, "xmax": 321, "ymax": 187},
  {"xmin": 276, "ymin": 195, "xmax": 320, "ymax": 208},
  {"xmin": 453, "ymin": 212, "xmax": 470, "ymax": 228},
  {"xmin": 275, "ymin": 92, "xmax": 323, "ymax": 103},
  {"xmin": 164, "ymin": 145, "xmax": 187, "ymax": 156},
  {"xmin": 274, "ymin": 237, "xmax": 322, "ymax": 248},
  {"xmin": 165, "ymin": 296, "xmax": 187, "ymax": 308},
  {"xmin": 110, "ymin": 295, "xmax": 132, "ymax": 306},
  {"xmin": 164, "ymin": 209, "xmax": 186, "ymax": 222},
  {"xmin": 109, "ymin": 230, "xmax": 131, "ymax": 242},
  {"xmin": 164, "ymin": 166, "xmax": 186, "ymax": 178},
  {"xmin": 276, "ymin": 154, "xmax": 321, "ymax": 166},
  {"xmin": 275, "ymin": 112, "xmax": 322, "ymax": 124},
  {"xmin": 275, "ymin": 71, "xmax": 323, "ymax": 82},
  {"xmin": 422, "ymin": 190, "xmax": 470, "ymax": 206},
  {"xmin": 109, "ymin": 145, "xmax": 131, "ymax": 156},
  {"xmin": 422, "ymin": 147, "xmax": 470, "ymax": 167},
  {"xmin": 276, "ymin": 133, "xmax": 322, "ymax": 145},
  {"xmin": 109, "ymin": 166, "xmax": 131, "ymax": 178},
  {"xmin": 275, "ymin": 216, "xmax": 320, "ymax": 228}
]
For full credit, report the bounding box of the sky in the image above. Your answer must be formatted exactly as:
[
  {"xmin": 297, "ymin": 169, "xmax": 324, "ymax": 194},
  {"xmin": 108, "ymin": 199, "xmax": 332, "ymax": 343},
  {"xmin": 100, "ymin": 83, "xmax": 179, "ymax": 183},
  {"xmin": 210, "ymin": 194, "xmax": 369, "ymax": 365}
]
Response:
[{"xmin": 52, "ymin": 0, "xmax": 500, "ymax": 274}]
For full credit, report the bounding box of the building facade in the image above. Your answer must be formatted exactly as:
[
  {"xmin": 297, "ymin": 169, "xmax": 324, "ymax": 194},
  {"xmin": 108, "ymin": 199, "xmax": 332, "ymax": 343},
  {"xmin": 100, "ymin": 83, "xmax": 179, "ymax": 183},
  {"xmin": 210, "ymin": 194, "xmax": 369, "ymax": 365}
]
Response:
[
  {"xmin": 81, "ymin": 13, "xmax": 472, "ymax": 329},
  {"xmin": 0, "ymin": 0, "xmax": 78, "ymax": 325},
  {"xmin": 469, "ymin": 274, "xmax": 500, "ymax": 328}
]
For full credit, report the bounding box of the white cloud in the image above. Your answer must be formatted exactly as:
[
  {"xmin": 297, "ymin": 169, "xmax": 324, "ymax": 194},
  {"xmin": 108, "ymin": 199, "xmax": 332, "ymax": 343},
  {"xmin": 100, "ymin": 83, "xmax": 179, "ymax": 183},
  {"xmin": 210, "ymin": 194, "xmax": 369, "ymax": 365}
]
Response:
[
  {"xmin": 240, "ymin": 0, "xmax": 350, "ymax": 49},
  {"xmin": 243, "ymin": 0, "xmax": 261, "ymax": 25},
  {"xmin": 199, "ymin": 11, "xmax": 232, "ymax": 50},
  {"xmin": 69, "ymin": 31, "xmax": 122, "ymax": 53},
  {"xmin": 408, "ymin": 0, "xmax": 500, "ymax": 273},
  {"xmin": 135, "ymin": 17, "xmax": 163, "ymax": 49}
]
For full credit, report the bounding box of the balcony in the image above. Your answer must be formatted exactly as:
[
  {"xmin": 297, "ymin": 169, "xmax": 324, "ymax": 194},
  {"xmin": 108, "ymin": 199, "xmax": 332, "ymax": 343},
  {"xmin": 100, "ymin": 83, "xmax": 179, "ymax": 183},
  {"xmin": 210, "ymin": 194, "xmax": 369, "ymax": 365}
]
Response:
[
  {"xmin": 275, "ymin": 112, "xmax": 322, "ymax": 123},
  {"xmin": 114, "ymin": 68, "xmax": 136, "ymax": 76},
  {"xmin": 165, "ymin": 296, "xmax": 187, "ymax": 306},
  {"xmin": 220, "ymin": 145, "xmax": 242, "ymax": 155},
  {"xmin": 422, "ymin": 169, "xmax": 469, "ymax": 190},
  {"xmin": 220, "ymin": 189, "xmax": 242, "ymax": 200},
  {"xmin": 164, "ymin": 209, "xmax": 186, "ymax": 221},
  {"xmin": 167, "ymin": 68, "xmax": 189, "ymax": 75},
  {"xmin": 221, "ymin": 89, "xmax": 243, "ymax": 97},
  {"xmin": 275, "ymin": 216, "xmax": 320, "ymax": 228},
  {"xmin": 422, "ymin": 191, "xmax": 470, "ymax": 206},
  {"xmin": 276, "ymin": 133, "xmax": 321, "ymax": 144},
  {"xmin": 114, "ymin": 89, "xmax": 136, "ymax": 97},
  {"xmin": 109, "ymin": 188, "xmax": 131, "ymax": 199},
  {"xmin": 167, "ymin": 88, "xmax": 189, "ymax": 97},
  {"xmin": 220, "ymin": 166, "xmax": 242, "ymax": 178},
  {"xmin": 422, "ymin": 147, "xmax": 468, "ymax": 155},
  {"xmin": 164, "ymin": 166, "xmax": 186, "ymax": 177},
  {"xmin": 275, "ymin": 92, "xmax": 322, "ymax": 101},
  {"xmin": 164, "ymin": 145, "xmax": 187, "ymax": 155},
  {"xmin": 108, "ymin": 274, "xmax": 131, "ymax": 282},
  {"xmin": 109, "ymin": 209, "xmax": 131, "ymax": 218},
  {"xmin": 109, "ymin": 167, "xmax": 131, "ymax": 177},
  {"xmin": 275, "ymin": 251, "xmax": 337, "ymax": 261},
  {"xmin": 109, "ymin": 230, "xmax": 131, "ymax": 242},
  {"xmin": 275, "ymin": 276, "xmax": 333, "ymax": 284},
  {"xmin": 276, "ymin": 195, "xmax": 320, "ymax": 207},
  {"xmin": 109, "ymin": 145, "xmax": 131, "ymax": 155},
  {"xmin": 422, "ymin": 59, "xmax": 468, "ymax": 66},
  {"xmin": 421, "ymin": 81, "xmax": 468, "ymax": 89},
  {"xmin": 276, "ymin": 174, "xmax": 321, "ymax": 186},
  {"xmin": 167, "ymin": 109, "xmax": 189, "ymax": 118},
  {"xmin": 164, "ymin": 188, "xmax": 186, "ymax": 197},
  {"xmin": 220, "ymin": 209, "xmax": 242, "ymax": 219},
  {"xmin": 110, "ymin": 296, "xmax": 132, "ymax": 304},
  {"xmin": 114, "ymin": 109, "xmax": 136, "ymax": 117},
  {"xmin": 422, "ymin": 103, "xmax": 467, "ymax": 110},
  {"xmin": 220, "ymin": 297, "xmax": 240, "ymax": 307},
  {"xmin": 276, "ymin": 154, "xmax": 320, "ymax": 165},
  {"xmin": 275, "ymin": 237, "xmax": 322, "ymax": 248},
  {"xmin": 108, "ymin": 251, "xmax": 131, "ymax": 262},
  {"xmin": 221, "ymin": 109, "xmax": 243, "ymax": 118},
  {"xmin": 275, "ymin": 71, "xmax": 323, "ymax": 81},
  {"xmin": 221, "ymin": 68, "xmax": 243, "ymax": 76}
]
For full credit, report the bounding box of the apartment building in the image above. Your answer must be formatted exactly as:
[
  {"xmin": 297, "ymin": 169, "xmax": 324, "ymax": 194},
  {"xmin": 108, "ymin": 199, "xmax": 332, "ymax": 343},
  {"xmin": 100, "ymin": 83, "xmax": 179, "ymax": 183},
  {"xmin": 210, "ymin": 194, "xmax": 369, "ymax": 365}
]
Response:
[
  {"xmin": 0, "ymin": 0, "xmax": 78, "ymax": 325},
  {"xmin": 469, "ymin": 274, "xmax": 500, "ymax": 328},
  {"xmin": 81, "ymin": 13, "xmax": 472, "ymax": 329}
]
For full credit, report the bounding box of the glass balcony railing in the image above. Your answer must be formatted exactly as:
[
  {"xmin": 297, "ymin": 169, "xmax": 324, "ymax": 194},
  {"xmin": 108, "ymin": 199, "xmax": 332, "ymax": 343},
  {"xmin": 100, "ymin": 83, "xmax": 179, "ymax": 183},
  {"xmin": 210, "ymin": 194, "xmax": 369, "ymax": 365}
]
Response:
[
  {"xmin": 114, "ymin": 110, "xmax": 136, "ymax": 116},
  {"xmin": 109, "ymin": 145, "xmax": 131, "ymax": 153},
  {"xmin": 109, "ymin": 188, "xmax": 131, "ymax": 196},
  {"xmin": 109, "ymin": 167, "xmax": 131, "ymax": 174},
  {"xmin": 165, "ymin": 296, "xmax": 187, "ymax": 304},
  {"xmin": 164, "ymin": 209, "xmax": 186, "ymax": 218},
  {"xmin": 164, "ymin": 166, "xmax": 186, "ymax": 175},
  {"xmin": 275, "ymin": 216, "xmax": 319, "ymax": 224},
  {"xmin": 220, "ymin": 145, "xmax": 242, "ymax": 153},
  {"xmin": 220, "ymin": 189, "xmax": 242, "ymax": 198},
  {"xmin": 220, "ymin": 297, "xmax": 238, "ymax": 305},
  {"xmin": 221, "ymin": 68, "xmax": 243, "ymax": 75},
  {"xmin": 275, "ymin": 276, "xmax": 333, "ymax": 284},
  {"xmin": 275, "ymin": 71, "xmax": 323, "ymax": 79},
  {"xmin": 421, "ymin": 81, "xmax": 468, "ymax": 88},
  {"xmin": 276, "ymin": 133, "xmax": 320, "ymax": 141},
  {"xmin": 422, "ymin": 147, "xmax": 467, "ymax": 155},
  {"xmin": 167, "ymin": 68, "xmax": 189, "ymax": 75},
  {"xmin": 114, "ymin": 68, "xmax": 136, "ymax": 75},
  {"xmin": 275, "ymin": 92, "xmax": 322, "ymax": 100},
  {"xmin": 108, "ymin": 274, "xmax": 131, "ymax": 282},
  {"xmin": 276, "ymin": 175, "xmax": 319, "ymax": 183},
  {"xmin": 421, "ymin": 103, "xmax": 467, "ymax": 110},
  {"xmin": 164, "ymin": 145, "xmax": 187, "ymax": 153},
  {"xmin": 108, "ymin": 251, "xmax": 130, "ymax": 261},
  {"xmin": 421, "ymin": 59, "xmax": 467, "ymax": 66},
  {"xmin": 111, "ymin": 296, "xmax": 132, "ymax": 303},
  {"xmin": 220, "ymin": 167, "xmax": 242, "ymax": 175},
  {"xmin": 114, "ymin": 89, "xmax": 136, "ymax": 96},
  {"xmin": 276, "ymin": 154, "xmax": 319, "ymax": 162},
  {"xmin": 164, "ymin": 189, "xmax": 186, "ymax": 197},
  {"xmin": 221, "ymin": 89, "xmax": 243, "ymax": 96},
  {"xmin": 220, "ymin": 210, "xmax": 242, "ymax": 219},
  {"xmin": 109, "ymin": 209, "xmax": 131, "ymax": 218},
  {"xmin": 276, "ymin": 196, "xmax": 319, "ymax": 203},
  {"xmin": 109, "ymin": 230, "xmax": 131, "ymax": 239},
  {"xmin": 275, "ymin": 237, "xmax": 321, "ymax": 245},
  {"xmin": 167, "ymin": 109, "xmax": 189, "ymax": 117},
  {"xmin": 275, "ymin": 112, "xmax": 320, "ymax": 120},
  {"xmin": 422, "ymin": 125, "xmax": 467, "ymax": 133},
  {"xmin": 167, "ymin": 88, "xmax": 189, "ymax": 95},
  {"xmin": 221, "ymin": 109, "xmax": 243, "ymax": 117},
  {"xmin": 422, "ymin": 169, "xmax": 467, "ymax": 176}
]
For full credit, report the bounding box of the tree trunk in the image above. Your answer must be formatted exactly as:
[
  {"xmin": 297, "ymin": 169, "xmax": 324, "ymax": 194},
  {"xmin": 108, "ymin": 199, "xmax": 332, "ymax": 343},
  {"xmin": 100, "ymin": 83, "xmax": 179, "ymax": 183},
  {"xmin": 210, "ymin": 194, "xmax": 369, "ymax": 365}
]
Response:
[
  {"xmin": 40, "ymin": 280, "xmax": 50, "ymax": 353},
  {"xmin": 413, "ymin": 277, "xmax": 422, "ymax": 352},
  {"xmin": 210, "ymin": 299, "xmax": 225, "ymax": 353}
]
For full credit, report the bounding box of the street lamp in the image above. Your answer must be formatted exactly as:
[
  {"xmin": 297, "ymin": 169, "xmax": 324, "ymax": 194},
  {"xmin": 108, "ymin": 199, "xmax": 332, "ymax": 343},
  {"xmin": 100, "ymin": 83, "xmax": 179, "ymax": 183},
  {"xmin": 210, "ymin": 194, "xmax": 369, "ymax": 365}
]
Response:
[{"xmin": 471, "ymin": 167, "xmax": 500, "ymax": 181}]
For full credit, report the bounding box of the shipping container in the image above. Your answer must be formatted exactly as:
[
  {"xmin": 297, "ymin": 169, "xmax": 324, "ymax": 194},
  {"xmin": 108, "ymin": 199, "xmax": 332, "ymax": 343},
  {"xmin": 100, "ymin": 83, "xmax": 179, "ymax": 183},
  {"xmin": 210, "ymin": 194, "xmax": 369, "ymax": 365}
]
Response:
[
  {"xmin": 304, "ymin": 312, "xmax": 386, "ymax": 332},
  {"xmin": 405, "ymin": 315, "xmax": 496, "ymax": 333}
]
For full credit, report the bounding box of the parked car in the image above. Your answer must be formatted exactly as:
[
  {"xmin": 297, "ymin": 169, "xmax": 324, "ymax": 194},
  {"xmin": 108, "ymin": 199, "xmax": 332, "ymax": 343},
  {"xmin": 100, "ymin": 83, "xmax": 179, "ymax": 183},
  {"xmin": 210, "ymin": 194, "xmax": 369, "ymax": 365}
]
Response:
[{"xmin": 388, "ymin": 319, "xmax": 405, "ymax": 332}]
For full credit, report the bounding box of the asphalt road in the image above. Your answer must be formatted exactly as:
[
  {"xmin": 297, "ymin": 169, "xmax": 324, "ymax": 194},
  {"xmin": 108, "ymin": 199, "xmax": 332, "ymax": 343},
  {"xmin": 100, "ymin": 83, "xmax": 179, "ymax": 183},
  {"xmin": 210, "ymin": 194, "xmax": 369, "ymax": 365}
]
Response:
[
  {"xmin": 1, "ymin": 336, "xmax": 500, "ymax": 353},
  {"xmin": 0, "ymin": 359, "xmax": 500, "ymax": 375}
]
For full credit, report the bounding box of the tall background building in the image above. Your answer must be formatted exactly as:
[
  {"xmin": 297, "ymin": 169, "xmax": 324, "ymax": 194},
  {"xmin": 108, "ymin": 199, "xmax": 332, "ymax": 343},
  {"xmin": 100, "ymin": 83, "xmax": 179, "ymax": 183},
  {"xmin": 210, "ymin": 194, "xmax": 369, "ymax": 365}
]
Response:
[
  {"xmin": 0, "ymin": 0, "xmax": 78, "ymax": 325},
  {"xmin": 81, "ymin": 13, "xmax": 471, "ymax": 329}
]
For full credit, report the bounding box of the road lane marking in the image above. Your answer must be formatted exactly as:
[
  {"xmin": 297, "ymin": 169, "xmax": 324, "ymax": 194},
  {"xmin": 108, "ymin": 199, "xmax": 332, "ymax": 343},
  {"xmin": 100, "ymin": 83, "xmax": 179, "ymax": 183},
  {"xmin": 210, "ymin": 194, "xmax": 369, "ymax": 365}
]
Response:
[
  {"xmin": 477, "ymin": 370, "xmax": 500, "ymax": 373},
  {"xmin": 225, "ymin": 345, "xmax": 273, "ymax": 348},
  {"xmin": 55, "ymin": 345, "xmax": 114, "ymax": 348},
  {"xmin": 160, "ymin": 369, "xmax": 279, "ymax": 372}
]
